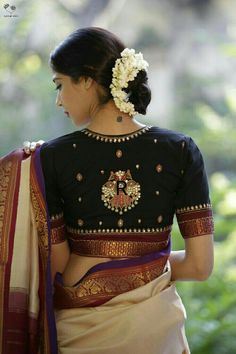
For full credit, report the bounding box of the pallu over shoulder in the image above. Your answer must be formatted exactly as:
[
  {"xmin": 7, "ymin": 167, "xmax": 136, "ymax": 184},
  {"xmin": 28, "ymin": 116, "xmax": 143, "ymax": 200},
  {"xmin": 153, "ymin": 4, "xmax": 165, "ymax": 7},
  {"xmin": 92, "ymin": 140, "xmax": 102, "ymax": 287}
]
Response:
[{"xmin": 0, "ymin": 148, "xmax": 57, "ymax": 354}]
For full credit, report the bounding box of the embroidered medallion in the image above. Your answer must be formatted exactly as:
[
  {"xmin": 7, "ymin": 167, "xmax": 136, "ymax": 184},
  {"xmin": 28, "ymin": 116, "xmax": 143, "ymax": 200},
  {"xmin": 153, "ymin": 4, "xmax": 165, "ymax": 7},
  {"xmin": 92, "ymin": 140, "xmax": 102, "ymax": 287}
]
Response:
[{"xmin": 101, "ymin": 169, "xmax": 141, "ymax": 214}]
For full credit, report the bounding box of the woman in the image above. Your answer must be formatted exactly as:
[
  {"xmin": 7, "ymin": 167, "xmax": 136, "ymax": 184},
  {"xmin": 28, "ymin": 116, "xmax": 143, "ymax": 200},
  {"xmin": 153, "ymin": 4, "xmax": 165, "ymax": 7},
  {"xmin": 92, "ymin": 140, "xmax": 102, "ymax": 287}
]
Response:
[{"xmin": 1, "ymin": 27, "xmax": 214, "ymax": 354}]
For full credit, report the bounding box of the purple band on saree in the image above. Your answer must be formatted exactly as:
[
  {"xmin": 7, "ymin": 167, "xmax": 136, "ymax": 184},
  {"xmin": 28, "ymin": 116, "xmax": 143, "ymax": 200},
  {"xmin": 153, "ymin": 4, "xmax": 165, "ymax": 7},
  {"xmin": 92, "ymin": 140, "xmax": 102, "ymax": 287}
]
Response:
[{"xmin": 77, "ymin": 239, "xmax": 171, "ymax": 284}]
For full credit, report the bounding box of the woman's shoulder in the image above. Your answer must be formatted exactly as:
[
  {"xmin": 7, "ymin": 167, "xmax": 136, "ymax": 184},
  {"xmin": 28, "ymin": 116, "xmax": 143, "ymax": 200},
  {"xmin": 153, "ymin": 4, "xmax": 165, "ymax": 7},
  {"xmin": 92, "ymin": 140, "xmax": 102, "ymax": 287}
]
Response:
[
  {"xmin": 148, "ymin": 126, "xmax": 191, "ymax": 145},
  {"xmin": 40, "ymin": 130, "xmax": 84, "ymax": 152}
]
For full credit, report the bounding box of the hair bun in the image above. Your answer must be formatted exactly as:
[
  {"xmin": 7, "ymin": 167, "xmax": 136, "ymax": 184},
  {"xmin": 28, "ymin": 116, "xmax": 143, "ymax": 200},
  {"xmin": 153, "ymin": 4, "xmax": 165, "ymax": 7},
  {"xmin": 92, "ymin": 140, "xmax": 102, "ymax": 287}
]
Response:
[{"xmin": 125, "ymin": 70, "xmax": 151, "ymax": 115}]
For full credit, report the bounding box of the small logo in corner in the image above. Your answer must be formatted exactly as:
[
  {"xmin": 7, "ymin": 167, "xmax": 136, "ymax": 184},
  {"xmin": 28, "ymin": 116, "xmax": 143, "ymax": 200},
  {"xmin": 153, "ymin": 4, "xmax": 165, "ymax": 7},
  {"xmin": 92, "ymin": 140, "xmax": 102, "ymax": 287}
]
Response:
[{"xmin": 3, "ymin": 3, "xmax": 18, "ymax": 17}]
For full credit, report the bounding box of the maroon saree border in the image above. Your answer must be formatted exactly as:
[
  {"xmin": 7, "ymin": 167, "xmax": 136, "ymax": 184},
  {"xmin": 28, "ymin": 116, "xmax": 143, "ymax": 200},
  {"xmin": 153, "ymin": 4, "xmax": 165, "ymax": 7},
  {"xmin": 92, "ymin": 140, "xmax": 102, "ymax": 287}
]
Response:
[
  {"xmin": 54, "ymin": 255, "xmax": 169, "ymax": 309},
  {"xmin": 0, "ymin": 150, "xmax": 27, "ymax": 353},
  {"xmin": 30, "ymin": 147, "xmax": 58, "ymax": 354},
  {"xmin": 0, "ymin": 148, "xmax": 57, "ymax": 354}
]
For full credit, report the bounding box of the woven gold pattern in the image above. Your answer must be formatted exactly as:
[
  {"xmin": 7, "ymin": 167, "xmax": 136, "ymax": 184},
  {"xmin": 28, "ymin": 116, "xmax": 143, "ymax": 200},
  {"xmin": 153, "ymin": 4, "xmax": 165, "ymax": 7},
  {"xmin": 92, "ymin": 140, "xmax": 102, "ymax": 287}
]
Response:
[
  {"xmin": 68, "ymin": 238, "xmax": 169, "ymax": 258},
  {"xmin": 54, "ymin": 256, "xmax": 168, "ymax": 308}
]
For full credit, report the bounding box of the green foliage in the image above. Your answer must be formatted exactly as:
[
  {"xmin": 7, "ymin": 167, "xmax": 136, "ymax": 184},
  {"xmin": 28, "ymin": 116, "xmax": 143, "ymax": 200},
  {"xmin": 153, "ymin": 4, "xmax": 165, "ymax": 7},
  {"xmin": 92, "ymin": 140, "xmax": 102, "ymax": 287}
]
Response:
[
  {"xmin": 170, "ymin": 64, "xmax": 236, "ymax": 354},
  {"xmin": 176, "ymin": 231, "xmax": 236, "ymax": 354}
]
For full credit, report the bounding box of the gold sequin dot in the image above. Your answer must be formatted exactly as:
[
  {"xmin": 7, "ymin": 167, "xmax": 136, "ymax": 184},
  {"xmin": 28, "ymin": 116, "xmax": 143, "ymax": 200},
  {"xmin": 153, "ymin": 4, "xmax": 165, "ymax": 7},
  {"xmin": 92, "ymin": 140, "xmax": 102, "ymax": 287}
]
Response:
[
  {"xmin": 136, "ymin": 164, "xmax": 140, "ymax": 169},
  {"xmin": 78, "ymin": 219, "xmax": 84, "ymax": 226},
  {"xmin": 73, "ymin": 143, "xmax": 77, "ymax": 148},
  {"xmin": 138, "ymin": 219, "xmax": 142, "ymax": 224},
  {"xmin": 99, "ymin": 221, "xmax": 103, "ymax": 226},
  {"xmin": 78, "ymin": 197, "xmax": 82, "ymax": 202},
  {"xmin": 100, "ymin": 170, "xmax": 105, "ymax": 174},
  {"xmin": 181, "ymin": 170, "xmax": 184, "ymax": 175},
  {"xmin": 157, "ymin": 215, "xmax": 163, "ymax": 223},
  {"xmin": 156, "ymin": 164, "xmax": 163, "ymax": 173},
  {"xmin": 76, "ymin": 173, "xmax": 83, "ymax": 181},
  {"xmin": 154, "ymin": 139, "xmax": 158, "ymax": 143},
  {"xmin": 116, "ymin": 149, "xmax": 123, "ymax": 158},
  {"xmin": 118, "ymin": 219, "xmax": 123, "ymax": 227},
  {"xmin": 156, "ymin": 190, "xmax": 160, "ymax": 195}
]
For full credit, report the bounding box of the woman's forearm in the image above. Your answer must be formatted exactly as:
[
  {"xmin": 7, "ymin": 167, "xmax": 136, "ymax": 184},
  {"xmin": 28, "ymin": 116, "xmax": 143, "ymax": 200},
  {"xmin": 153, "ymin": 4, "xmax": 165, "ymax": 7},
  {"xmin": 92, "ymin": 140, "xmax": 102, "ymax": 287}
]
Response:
[{"xmin": 169, "ymin": 250, "xmax": 211, "ymax": 281}]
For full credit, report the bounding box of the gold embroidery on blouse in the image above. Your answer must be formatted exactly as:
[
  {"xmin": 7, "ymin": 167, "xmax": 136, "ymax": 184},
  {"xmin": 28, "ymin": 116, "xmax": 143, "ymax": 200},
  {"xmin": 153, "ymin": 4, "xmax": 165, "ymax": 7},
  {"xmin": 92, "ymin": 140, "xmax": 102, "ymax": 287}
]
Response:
[
  {"xmin": 117, "ymin": 218, "xmax": 124, "ymax": 227},
  {"xmin": 116, "ymin": 149, "xmax": 123, "ymax": 158},
  {"xmin": 101, "ymin": 170, "xmax": 141, "ymax": 214},
  {"xmin": 50, "ymin": 212, "xmax": 64, "ymax": 221},
  {"xmin": 67, "ymin": 225, "xmax": 172, "ymax": 234},
  {"xmin": 176, "ymin": 203, "xmax": 212, "ymax": 213},
  {"xmin": 81, "ymin": 126, "xmax": 151, "ymax": 143},
  {"xmin": 156, "ymin": 164, "xmax": 163, "ymax": 173},
  {"xmin": 157, "ymin": 215, "xmax": 163, "ymax": 223},
  {"xmin": 76, "ymin": 173, "xmax": 83, "ymax": 181},
  {"xmin": 78, "ymin": 219, "xmax": 84, "ymax": 226}
]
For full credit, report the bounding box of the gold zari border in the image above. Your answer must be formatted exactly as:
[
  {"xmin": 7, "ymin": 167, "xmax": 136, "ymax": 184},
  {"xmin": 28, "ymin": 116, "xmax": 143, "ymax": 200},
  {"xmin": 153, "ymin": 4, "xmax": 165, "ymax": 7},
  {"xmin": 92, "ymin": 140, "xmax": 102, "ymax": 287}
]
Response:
[
  {"xmin": 54, "ymin": 256, "xmax": 168, "ymax": 308},
  {"xmin": 69, "ymin": 238, "xmax": 169, "ymax": 258}
]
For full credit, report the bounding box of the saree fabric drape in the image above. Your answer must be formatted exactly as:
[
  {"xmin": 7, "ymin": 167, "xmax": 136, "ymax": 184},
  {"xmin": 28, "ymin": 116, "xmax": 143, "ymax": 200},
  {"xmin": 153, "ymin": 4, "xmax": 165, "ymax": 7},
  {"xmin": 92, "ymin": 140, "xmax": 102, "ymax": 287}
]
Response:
[
  {"xmin": 55, "ymin": 266, "xmax": 190, "ymax": 354},
  {"xmin": 0, "ymin": 148, "xmax": 190, "ymax": 354},
  {"xmin": 0, "ymin": 149, "xmax": 57, "ymax": 354}
]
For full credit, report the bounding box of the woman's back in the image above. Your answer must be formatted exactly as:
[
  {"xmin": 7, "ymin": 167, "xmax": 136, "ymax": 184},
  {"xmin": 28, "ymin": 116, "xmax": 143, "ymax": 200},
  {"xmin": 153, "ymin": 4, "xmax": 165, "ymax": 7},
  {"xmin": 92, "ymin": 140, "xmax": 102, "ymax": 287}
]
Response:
[{"xmin": 40, "ymin": 125, "xmax": 212, "ymax": 287}]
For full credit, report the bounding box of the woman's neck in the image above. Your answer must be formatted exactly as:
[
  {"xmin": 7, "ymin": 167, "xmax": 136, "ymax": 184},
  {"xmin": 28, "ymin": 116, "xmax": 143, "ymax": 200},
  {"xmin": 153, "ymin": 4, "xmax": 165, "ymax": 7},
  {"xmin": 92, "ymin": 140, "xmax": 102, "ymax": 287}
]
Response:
[{"xmin": 85, "ymin": 100, "xmax": 146, "ymax": 135}]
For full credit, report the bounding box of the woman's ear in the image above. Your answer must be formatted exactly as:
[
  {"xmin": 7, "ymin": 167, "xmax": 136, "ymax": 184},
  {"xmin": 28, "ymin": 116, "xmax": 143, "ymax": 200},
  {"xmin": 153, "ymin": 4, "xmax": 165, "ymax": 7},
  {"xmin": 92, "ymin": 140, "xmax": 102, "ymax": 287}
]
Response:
[{"xmin": 84, "ymin": 77, "xmax": 93, "ymax": 90}]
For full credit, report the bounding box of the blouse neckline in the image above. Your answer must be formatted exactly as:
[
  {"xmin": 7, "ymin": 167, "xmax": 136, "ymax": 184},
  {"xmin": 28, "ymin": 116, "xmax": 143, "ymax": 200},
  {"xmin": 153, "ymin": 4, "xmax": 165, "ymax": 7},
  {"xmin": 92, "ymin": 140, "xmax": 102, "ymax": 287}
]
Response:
[{"xmin": 81, "ymin": 125, "xmax": 152, "ymax": 143}]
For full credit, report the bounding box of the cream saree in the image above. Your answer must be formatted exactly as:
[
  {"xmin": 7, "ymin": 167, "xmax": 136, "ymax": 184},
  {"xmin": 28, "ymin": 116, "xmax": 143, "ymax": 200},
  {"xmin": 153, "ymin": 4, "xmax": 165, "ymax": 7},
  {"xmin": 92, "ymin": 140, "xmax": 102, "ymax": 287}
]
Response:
[{"xmin": 55, "ymin": 265, "xmax": 190, "ymax": 354}]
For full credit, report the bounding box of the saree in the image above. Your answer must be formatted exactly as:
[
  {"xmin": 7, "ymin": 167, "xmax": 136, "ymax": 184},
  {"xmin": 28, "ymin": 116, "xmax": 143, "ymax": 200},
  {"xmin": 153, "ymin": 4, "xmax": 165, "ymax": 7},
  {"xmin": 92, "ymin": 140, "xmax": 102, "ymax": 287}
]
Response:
[
  {"xmin": 53, "ymin": 241, "xmax": 190, "ymax": 353},
  {"xmin": 0, "ymin": 149, "xmax": 57, "ymax": 353},
  {"xmin": 55, "ymin": 265, "xmax": 190, "ymax": 354},
  {"xmin": 0, "ymin": 147, "xmax": 190, "ymax": 354}
]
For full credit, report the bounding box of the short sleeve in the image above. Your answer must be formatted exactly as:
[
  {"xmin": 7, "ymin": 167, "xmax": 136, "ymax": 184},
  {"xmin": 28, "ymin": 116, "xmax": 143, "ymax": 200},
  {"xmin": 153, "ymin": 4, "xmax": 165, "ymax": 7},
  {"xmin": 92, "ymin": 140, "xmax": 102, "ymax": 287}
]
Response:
[
  {"xmin": 175, "ymin": 137, "xmax": 214, "ymax": 239},
  {"xmin": 40, "ymin": 144, "xmax": 67, "ymax": 244}
]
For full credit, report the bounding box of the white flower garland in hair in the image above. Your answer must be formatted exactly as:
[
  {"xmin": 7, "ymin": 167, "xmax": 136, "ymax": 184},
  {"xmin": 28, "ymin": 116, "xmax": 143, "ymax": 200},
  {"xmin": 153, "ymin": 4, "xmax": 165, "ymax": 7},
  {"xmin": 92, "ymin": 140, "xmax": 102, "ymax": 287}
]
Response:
[{"xmin": 110, "ymin": 48, "xmax": 149, "ymax": 116}]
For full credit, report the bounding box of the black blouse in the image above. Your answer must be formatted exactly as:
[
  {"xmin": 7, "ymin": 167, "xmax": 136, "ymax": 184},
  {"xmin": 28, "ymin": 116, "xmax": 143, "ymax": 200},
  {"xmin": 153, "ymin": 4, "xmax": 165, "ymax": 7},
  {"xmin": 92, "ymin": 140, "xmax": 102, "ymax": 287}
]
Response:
[{"xmin": 40, "ymin": 125, "xmax": 214, "ymax": 255}]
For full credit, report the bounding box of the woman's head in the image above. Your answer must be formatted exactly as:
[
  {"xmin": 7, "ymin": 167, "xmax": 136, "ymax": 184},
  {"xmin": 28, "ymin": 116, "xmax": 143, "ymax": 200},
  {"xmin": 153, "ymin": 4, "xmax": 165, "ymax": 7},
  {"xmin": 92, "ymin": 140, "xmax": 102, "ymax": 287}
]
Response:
[{"xmin": 50, "ymin": 27, "xmax": 151, "ymax": 122}]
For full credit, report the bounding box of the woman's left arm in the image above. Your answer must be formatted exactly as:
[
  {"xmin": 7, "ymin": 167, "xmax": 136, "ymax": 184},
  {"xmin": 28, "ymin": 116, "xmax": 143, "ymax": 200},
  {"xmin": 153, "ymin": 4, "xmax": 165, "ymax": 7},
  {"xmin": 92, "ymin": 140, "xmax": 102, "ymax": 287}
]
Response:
[
  {"xmin": 171, "ymin": 136, "xmax": 214, "ymax": 281},
  {"xmin": 169, "ymin": 234, "xmax": 214, "ymax": 281}
]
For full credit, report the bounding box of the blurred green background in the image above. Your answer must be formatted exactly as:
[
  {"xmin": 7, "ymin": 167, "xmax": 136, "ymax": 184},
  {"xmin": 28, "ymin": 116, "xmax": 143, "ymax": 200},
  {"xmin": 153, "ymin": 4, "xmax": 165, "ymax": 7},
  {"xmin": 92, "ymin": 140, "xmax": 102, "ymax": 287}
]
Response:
[{"xmin": 0, "ymin": 1, "xmax": 235, "ymax": 352}]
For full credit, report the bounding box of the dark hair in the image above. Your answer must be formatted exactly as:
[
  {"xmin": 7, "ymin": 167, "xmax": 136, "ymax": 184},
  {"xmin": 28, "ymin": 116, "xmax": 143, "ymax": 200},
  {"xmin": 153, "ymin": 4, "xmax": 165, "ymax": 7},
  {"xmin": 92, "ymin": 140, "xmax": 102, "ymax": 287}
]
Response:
[{"xmin": 49, "ymin": 27, "xmax": 151, "ymax": 115}]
